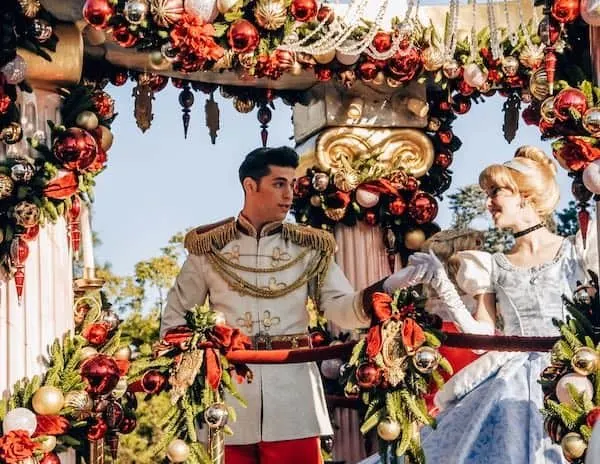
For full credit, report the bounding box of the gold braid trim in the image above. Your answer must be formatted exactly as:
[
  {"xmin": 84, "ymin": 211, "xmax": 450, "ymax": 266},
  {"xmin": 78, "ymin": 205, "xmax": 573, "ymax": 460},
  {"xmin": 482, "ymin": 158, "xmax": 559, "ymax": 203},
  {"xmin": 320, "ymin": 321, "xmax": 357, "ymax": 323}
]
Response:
[
  {"xmin": 282, "ymin": 223, "xmax": 336, "ymax": 255},
  {"xmin": 184, "ymin": 218, "xmax": 238, "ymax": 255}
]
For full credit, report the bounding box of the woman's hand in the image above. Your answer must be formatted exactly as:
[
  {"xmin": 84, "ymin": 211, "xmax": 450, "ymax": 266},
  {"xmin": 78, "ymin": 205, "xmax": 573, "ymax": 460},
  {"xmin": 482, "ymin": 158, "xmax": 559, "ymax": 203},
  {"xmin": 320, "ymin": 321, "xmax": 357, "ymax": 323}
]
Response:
[{"xmin": 383, "ymin": 263, "xmax": 431, "ymax": 294}]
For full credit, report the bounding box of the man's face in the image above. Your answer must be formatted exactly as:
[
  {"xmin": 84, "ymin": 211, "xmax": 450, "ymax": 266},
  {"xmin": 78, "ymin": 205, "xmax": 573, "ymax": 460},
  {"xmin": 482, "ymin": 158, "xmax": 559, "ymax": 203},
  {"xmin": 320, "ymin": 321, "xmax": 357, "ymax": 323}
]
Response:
[{"xmin": 246, "ymin": 165, "xmax": 296, "ymax": 223}]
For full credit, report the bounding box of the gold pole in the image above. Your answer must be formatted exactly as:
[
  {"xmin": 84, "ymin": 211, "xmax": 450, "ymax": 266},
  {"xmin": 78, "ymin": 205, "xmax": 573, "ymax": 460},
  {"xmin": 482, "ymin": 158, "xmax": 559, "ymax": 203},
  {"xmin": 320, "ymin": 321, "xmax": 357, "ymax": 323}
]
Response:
[{"xmin": 89, "ymin": 439, "xmax": 104, "ymax": 464}]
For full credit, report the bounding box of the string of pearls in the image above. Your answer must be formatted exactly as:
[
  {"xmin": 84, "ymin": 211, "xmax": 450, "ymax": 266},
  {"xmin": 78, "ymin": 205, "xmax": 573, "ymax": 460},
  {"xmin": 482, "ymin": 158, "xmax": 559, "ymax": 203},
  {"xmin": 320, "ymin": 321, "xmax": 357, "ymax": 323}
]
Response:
[
  {"xmin": 487, "ymin": 0, "xmax": 502, "ymax": 59},
  {"xmin": 444, "ymin": 0, "xmax": 460, "ymax": 61},
  {"xmin": 469, "ymin": 0, "xmax": 478, "ymax": 61}
]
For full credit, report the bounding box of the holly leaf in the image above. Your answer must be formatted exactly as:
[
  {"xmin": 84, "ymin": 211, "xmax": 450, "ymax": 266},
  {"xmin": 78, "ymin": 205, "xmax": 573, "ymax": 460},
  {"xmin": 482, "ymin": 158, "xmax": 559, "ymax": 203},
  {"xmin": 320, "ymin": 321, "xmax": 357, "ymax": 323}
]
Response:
[
  {"xmin": 213, "ymin": 22, "xmax": 228, "ymax": 38},
  {"xmin": 224, "ymin": 9, "xmax": 244, "ymax": 23}
]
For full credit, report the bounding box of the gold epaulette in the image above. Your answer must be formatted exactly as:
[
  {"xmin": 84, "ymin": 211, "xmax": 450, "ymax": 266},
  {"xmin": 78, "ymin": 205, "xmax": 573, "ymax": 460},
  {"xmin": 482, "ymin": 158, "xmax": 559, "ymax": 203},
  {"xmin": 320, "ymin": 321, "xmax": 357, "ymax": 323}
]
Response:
[
  {"xmin": 184, "ymin": 217, "xmax": 238, "ymax": 255},
  {"xmin": 282, "ymin": 223, "xmax": 336, "ymax": 255}
]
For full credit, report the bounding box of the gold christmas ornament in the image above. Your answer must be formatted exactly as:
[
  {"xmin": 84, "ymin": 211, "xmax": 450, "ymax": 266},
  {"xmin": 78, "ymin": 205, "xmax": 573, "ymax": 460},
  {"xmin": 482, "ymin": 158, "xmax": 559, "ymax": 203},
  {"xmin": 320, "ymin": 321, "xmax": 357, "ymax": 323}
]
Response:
[
  {"xmin": 75, "ymin": 111, "xmax": 99, "ymax": 131},
  {"xmin": 149, "ymin": 50, "xmax": 171, "ymax": 71},
  {"xmin": 2, "ymin": 122, "xmax": 23, "ymax": 144},
  {"xmin": 64, "ymin": 390, "xmax": 93, "ymax": 420},
  {"xmin": 114, "ymin": 345, "xmax": 132, "ymax": 361},
  {"xmin": 0, "ymin": 174, "xmax": 15, "ymax": 200},
  {"xmin": 422, "ymin": 46, "xmax": 444, "ymax": 71},
  {"xmin": 32, "ymin": 386, "xmax": 65, "ymax": 415},
  {"xmin": 313, "ymin": 49, "xmax": 336, "ymax": 64},
  {"xmin": 324, "ymin": 207, "xmax": 347, "ymax": 221},
  {"xmin": 372, "ymin": 72, "xmax": 386, "ymax": 86},
  {"xmin": 571, "ymin": 346, "xmax": 599, "ymax": 376},
  {"xmin": 540, "ymin": 96, "xmax": 557, "ymax": 123},
  {"xmin": 529, "ymin": 68, "xmax": 551, "ymax": 101},
  {"xmin": 519, "ymin": 43, "xmax": 545, "ymax": 69},
  {"xmin": 238, "ymin": 52, "xmax": 256, "ymax": 69},
  {"xmin": 38, "ymin": 435, "xmax": 57, "ymax": 454},
  {"xmin": 404, "ymin": 228, "xmax": 426, "ymax": 250},
  {"xmin": 412, "ymin": 346, "xmax": 440, "ymax": 374},
  {"xmin": 97, "ymin": 125, "xmax": 114, "ymax": 151},
  {"xmin": 166, "ymin": 439, "xmax": 190, "ymax": 463},
  {"xmin": 583, "ymin": 107, "xmax": 600, "ymax": 136},
  {"xmin": 377, "ymin": 417, "xmax": 401, "ymax": 441},
  {"xmin": 254, "ymin": 0, "xmax": 287, "ymax": 30},
  {"xmin": 501, "ymin": 56, "xmax": 520, "ymax": 77},
  {"xmin": 150, "ymin": 0, "xmax": 184, "ymax": 27},
  {"xmin": 333, "ymin": 169, "xmax": 359, "ymax": 192},
  {"xmin": 13, "ymin": 201, "xmax": 40, "ymax": 228},
  {"xmin": 19, "ymin": 0, "xmax": 41, "ymax": 17},
  {"xmin": 233, "ymin": 97, "xmax": 256, "ymax": 113},
  {"xmin": 561, "ymin": 432, "xmax": 587, "ymax": 461}
]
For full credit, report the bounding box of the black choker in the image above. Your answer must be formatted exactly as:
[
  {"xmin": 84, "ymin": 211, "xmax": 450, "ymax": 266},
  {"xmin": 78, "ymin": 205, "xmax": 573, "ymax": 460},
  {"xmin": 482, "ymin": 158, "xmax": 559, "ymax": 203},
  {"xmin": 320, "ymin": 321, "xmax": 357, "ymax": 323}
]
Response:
[{"xmin": 513, "ymin": 223, "xmax": 545, "ymax": 239}]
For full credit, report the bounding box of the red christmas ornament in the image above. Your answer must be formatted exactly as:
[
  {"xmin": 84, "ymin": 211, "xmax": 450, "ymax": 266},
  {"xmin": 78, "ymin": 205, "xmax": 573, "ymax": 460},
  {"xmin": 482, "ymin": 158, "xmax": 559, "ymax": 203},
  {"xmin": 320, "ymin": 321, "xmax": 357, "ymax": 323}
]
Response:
[
  {"xmin": 310, "ymin": 331, "xmax": 327, "ymax": 347},
  {"xmin": 22, "ymin": 224, "xmax": 40, "ymax": 241},
  {"xmin": 40, "ymin": 453, "xmax": 61, "ymax": 464},
  {"xmin": 458, "ymin": 80, "xmax": 475, "ymax": 96},
  {"xmin": 317, "ymin": 5, "xmax": 334, "ymax": 24},
  {"xmin": 141, "ymin": 369, "xmax": 168, "ymax": 394},
  {"xmin": 86, "ymin": 147, "xmax": 107, "ymax": 173},
  {"xmin": 356, "ymin": 363, "xmax": 382, "ymax": 389},
  {"xmin": 91, "ymin": 91, "xmax": 115, "ymax": 119},
  {"xmin": 452, "ymin": 95, "xmax": 472, "ymax": 114},
  {"xmin": 364, "ymin": 210, "xmax": 377, "ymax": 226},
  {"xmin": 372, "ymin": 32, "xmax": 392, "ymax": 53},
  {"xmin": 404, "ymin": 176, "xmax": 419, "ymax": 192},
  {"xmin": 87, "ymin": 418, "xmax": 108, "ymax": 441},
  {"xmin": 358, "ymin": 61, "xmax": 379, "ymax": 82},
  {"xmin": 551, "ymin": 0, "xmax": 580, "ymax": 23},
  {"xmin": 388, "ymin": 197, "xmax": 407, "ymax": 216},
  {"xmin": 290, "ymin": 0, "xmax": 318, "ymax": 22},
  {"xmin": 387, "ymin": 46, "xmax": 422, "ymax": 82},
  {"xmin": 83, "ymin": 322, "xmax": 110, "ymax": 345},
  {"xmin": 148, "ymin": 74, "xmax": 168, "ymax": 92},
  {"xmin": 52, "ymin": 128, "xmax": 98, "ymax": 171},
  {"xmin": 553, "ymin": 88, "xmax": 588, "ymax": 121},
  {"xmin": 436, "ymin": 151, "xmax": 453, "ymax": 168},
  {"xmin": 438, "ymin": 100, "xmax": 452, "ymax": 112},
  {"xmin": 587, "ymin": 408, "xmax": 600, "ymax": 428},
  {"xmin": 110, "ymin": 70, "xmax": 128, "ymax": 87},
  {"xmin": 81, "ymin": 355, "xmax": 120, "ymax": 395},
  {"xmin": 294, "ymin": 176, "xmax": 312, "ymax": 198},
  {"xmin": 83, "ymin": 0, "xmax": 113, "ymax": 30},
  {"xmin": 69, "ymin": 195, "xmax": 82, "ymax": 256},
  {"xmin": 10, "ymin": 236, "xmax": 29, "ymax": 265},
  {"xmin": 111, "ymin": 24, "xmax": 138, "ymax": 48},
  {"xmin": 227, "ymin": 20, "xmax": 259, "ymax": 53},
  {"xmin": 0, "ymin": 94, "xmax": 11, "ymax": 114},
  {"xmin": 437, "ymin": 130, "xmax": 453, "ymax": 145},
  {"xmin": 315, "ymin": 67, "xmax": 332, "ymax": 81},
  {"xmin": 119, "ymin": 416, "xmax": 137, "ymax": 434},
  {"xmin": 408, "ymin": 192, "xmax": 439, "ymax": 224}
]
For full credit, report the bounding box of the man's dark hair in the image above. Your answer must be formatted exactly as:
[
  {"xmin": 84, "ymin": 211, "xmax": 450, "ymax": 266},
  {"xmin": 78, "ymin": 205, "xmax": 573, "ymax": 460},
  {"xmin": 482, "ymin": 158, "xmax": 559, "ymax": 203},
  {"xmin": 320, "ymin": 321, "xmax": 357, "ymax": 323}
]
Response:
[{"xmin": 238, "ymin": 146, "xmax": 299, "ymax": 184}]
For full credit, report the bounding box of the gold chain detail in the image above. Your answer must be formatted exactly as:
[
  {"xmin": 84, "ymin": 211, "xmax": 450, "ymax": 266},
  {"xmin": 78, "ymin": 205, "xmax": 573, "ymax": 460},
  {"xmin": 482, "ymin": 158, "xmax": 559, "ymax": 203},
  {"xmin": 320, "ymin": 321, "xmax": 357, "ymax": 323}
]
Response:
[{"xmin": 210, "ymin": 245, "xmax": 311, "ymax": 273}]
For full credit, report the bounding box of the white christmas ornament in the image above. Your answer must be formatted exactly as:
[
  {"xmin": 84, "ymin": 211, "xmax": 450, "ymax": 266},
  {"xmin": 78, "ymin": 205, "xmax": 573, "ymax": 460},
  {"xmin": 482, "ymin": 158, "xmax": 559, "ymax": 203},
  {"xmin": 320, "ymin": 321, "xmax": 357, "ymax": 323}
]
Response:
[
  {"xmin": 583, "ymin": 160, "xmax": 600, "ymax": 195},
  {"xmin": 184, "ymin": 0, "xmax": 218, "ymax": 22},
  {"xmin": 355, "ymin": 187, "xmax": 380, "ymax": 208},
  {"xmin": 582, "ymin": 0, "xmax": 600, "ymax": 26},
  {"xmin": 556, "ymin": 373, "xmax": 594, "ymax": 406},
  {"xmin": 2, "ymin": 55, "xmax": 27, "ymax": 85},
  {"xmin": 2, "ymin": 408, "xmax": 37, "ymax": 436}
]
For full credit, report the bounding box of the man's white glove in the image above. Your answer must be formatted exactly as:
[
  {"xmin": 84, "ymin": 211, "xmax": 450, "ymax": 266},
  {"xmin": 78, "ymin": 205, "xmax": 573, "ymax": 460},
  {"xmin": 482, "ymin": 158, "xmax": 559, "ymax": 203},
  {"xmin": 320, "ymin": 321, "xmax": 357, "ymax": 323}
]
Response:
[
  {"xmin": 382, "ymin": 264, "xmax": 431, "ymax": 294},
  {"xmin": 407, "ymin": 251, "xmax": 495, "ymax": 336}
]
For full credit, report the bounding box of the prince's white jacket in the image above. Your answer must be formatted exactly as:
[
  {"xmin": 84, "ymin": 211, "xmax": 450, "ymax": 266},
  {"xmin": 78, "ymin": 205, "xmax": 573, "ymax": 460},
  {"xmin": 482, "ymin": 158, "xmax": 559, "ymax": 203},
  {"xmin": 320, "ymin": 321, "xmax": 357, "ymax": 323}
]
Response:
[{"xmin": 161, "ymin": 215, "xmax": 374, "ymax": 444}]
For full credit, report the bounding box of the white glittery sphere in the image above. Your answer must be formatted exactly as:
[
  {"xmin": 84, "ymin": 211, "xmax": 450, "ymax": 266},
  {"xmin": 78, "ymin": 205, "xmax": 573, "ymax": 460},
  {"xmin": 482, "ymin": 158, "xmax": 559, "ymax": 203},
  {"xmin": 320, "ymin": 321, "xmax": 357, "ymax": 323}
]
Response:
[
  {"xmin": 556, "ymin": 373, "xmax": 594, "ymax": 406},
  {"xmin": 355, "ymin": 187, "xmax": 380, "ymax": 208},
  {"xmin": 2, "ymin": 408, "xmax": 37, "ymax": 436},
  {"xmin": 184, "ymin": 0, "xmax": 218, "ymax": 22}
]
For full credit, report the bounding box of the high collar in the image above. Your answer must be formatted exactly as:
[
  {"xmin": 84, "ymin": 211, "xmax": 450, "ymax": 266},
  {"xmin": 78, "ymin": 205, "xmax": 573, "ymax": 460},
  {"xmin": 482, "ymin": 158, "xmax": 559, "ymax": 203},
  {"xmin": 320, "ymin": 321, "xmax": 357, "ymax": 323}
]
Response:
[{"xmin": 236, "ymin": 213, "xmax": 283, "ymax": 238}]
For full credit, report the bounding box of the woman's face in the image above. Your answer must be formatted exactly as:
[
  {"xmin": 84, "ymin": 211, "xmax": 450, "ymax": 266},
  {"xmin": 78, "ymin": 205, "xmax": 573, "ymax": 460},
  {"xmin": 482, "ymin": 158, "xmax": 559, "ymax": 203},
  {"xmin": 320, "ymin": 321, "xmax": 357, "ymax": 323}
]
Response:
[{"xmin": 485, "ymin": 186, "xmax": 522, "ymax": 228}]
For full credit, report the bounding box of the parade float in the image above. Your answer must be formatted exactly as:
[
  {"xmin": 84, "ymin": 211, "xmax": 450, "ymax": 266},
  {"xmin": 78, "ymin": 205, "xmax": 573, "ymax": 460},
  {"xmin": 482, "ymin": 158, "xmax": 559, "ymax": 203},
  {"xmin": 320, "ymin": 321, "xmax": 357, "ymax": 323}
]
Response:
[{"xmin": 1, "ymin": 0, "xmax": 600, "ymax": 461}]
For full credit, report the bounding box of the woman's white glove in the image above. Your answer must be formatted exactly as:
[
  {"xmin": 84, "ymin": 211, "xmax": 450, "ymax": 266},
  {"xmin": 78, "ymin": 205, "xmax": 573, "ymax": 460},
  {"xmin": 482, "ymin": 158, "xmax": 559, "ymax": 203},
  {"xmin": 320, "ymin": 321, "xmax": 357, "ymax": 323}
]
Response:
[
  {"xmin": 407, "ymin": 251, "xmax": 495, "ymax": 336},
  {"xmin": 382, "ymin": 264, "xmax": 431, "ymax": 294}
]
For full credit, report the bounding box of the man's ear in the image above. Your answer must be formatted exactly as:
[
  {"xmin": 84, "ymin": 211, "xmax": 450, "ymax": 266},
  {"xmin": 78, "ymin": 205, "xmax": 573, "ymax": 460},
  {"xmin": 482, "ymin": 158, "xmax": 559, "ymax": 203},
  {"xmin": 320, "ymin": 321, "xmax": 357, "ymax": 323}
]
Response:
[{"xmin": 242, "ymin": 177, "xmax": 257, "ymax": 194}]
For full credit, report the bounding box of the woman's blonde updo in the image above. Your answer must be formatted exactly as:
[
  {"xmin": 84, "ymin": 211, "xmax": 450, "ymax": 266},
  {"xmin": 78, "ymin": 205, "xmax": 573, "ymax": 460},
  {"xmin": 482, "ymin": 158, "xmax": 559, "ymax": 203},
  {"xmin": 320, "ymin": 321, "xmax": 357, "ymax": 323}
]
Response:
[
  {"xmin": 421, "ymin": 229, "xmax": 485, "ymax": 288},
  {"xmin": 478, "ymin": 145, "xmax": 559, "ymax": 217}
]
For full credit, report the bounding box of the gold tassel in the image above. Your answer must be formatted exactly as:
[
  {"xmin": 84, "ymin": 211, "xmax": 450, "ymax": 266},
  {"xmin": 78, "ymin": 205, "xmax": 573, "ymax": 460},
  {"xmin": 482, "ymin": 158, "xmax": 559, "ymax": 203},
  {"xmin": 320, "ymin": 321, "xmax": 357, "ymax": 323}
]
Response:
[
  {"xmin": 184, "ymin": 218, "xmax": 238, "ymax": 255},
  {"xmin": 282, "ymin": 223, "xmax": 336, "ymax": 255}
]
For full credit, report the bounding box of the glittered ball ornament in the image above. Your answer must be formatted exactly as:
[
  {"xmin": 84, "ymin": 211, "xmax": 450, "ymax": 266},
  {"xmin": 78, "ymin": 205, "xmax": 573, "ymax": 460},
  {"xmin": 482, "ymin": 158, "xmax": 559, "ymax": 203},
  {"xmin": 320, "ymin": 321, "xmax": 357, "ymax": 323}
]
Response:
[
  {"xmin": 442, "ymin": 59, "xmax": 462, "ymax": 79},
  {"xmin": 501, "ymin": 55, "xmax": 520, "ymax": 77},
  {"xmin": 0, "ymin": 174, "xmax": 15, "ymax": 200},
  {"xmin": 150, "ymin": 0, "xmax": 184, "ymax": 27},
  {"xmin": 582, "ymin": 160, "xmax": 600, "ymax": 195},
  {"xmin": 83, "ymin": 0, "xmax": 114, "ymax": 29},
  {"xmin": 13, "ymin": 201, "xmax": 40, "ymax": 228},
  {"xmin": 53, "ymin": 128, "xmax": 98, "ymax": 171},
  {"xmin": 254, "ymin": 0, "xmax": 287, "ymax": 30},
  {"xmin": 388, "ymin": 196, "xmax": 407, "ymax": 216},
  {"xmin": 80, "ymin": 354, "xmax": 121, "ymax": 395},
  {"xmin": 312, "ymin": 172, "xmax": 330, "ymax": 191},
  {"xmin": 556, "ymin": 373, "xmax": 594, "ymax": 405},
  {"xmin": 551, "ymin": 0, "xmax": 581, "ymax": 23},
  {"xmin": 141, "ymin": 369, "xmax": 168, "ymax": 394},
  {"xmin": 463, "ymin": 63, "xmax": 488, "ymax": 89},
  {"xmin": 571, "ymin": 346, "xmax": 600, "ymax": 375},
  {"xmin": 377, "ymin": 417, "xmax": 401, "ymax": 441},
  {"xmin": 583, "ymin": 107, "xmax": 600, "ymax": 136},
  {"xmin": 321, "ymin": 358, "xmax": 344, "ymax": 380},
  {"xmin": 184, "ymin": 0, "xmax": 218, "ymax": 22},
  {"xmin": 64, "ymin": 390, "xmax": 93, "ymax": 420},
  {"xmin": 83, "ymin": 322, "xmax": 109, "ymax": 345},
  {"xmin": 2, "ymin": 122, "xmax": 23, "ymax": 144},
  {"xmin": 408, "ymin": 192, "xmax": 438, "ymax": 224},
  {"xmin": 358, "ymin": 61, "xmax": 379, "ymax": 81},
  {"xmin": 421, "ymin": 46, "xmax": 444, "ymax": 71},
  {"xmin": 167, "ymin": 439, "xmax": 190, "ymax": 463},
  {"xmin": 32, "ymin": 386, "xmax": 65, "ymax": 415},
  {"xmin": 355, "ymin": 363, "xmax": 381, "ymax": 389},
  {"xmin": 290, "ymin": 0, "xmax": 318, "ymax": 21},
  {"xmin": 204, "ymin": 403, "xmax": 229, "ymax": 428},
  {"xmin": 355, "ymin": 187, "xmax": 380, "ymax": 208},
  {"xmin": 333, "ymin": 169, "xmax": 359, "ymax": 192},
  {"xmin": 91, "ymin": 91, "xmax": 115, "ymax": 119},
  {"xmin": 228, "ymin": 20, "xmax": 259, "ymax": 53},
  {"xmin": 561, "ymin": 432, "xmax": 587, "ymax": 461},
  {"xmin": 553, "ymin": 88, "xmax": 588, "ymax": 121},
  {"xmin": 2, "ymin": 407, "xmax": 37, "ymax": 435},
  {"xmin": 372, "ymin": 32, "xmax": 392, "ymax": 53}
]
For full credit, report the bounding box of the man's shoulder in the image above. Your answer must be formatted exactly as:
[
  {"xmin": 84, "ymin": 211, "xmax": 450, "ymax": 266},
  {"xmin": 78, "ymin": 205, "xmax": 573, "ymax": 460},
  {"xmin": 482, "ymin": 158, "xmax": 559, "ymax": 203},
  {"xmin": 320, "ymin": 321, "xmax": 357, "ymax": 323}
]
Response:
[
  {"xmin": 282, "ymin": 223, "xmax": 337, "ymax": 254},
  {"xmin": 184, "ymin": 217, "xmax": 237, "ymax": 255}
]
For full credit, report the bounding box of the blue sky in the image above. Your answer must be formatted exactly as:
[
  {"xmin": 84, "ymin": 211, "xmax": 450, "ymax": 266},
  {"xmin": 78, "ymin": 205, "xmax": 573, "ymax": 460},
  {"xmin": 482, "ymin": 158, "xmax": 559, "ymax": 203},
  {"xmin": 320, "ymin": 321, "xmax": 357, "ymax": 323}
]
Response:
[{"xmin": 92, "ymin": 84, "xmax": 569, "ymax": 276}]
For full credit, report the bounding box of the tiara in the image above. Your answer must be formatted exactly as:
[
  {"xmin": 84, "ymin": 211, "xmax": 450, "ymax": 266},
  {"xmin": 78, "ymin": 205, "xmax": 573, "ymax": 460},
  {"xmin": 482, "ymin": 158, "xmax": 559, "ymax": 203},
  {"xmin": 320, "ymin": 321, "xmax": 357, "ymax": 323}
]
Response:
[{"xmin": 503, "ymin": 159, "xmax": 537, "ymax": 176}]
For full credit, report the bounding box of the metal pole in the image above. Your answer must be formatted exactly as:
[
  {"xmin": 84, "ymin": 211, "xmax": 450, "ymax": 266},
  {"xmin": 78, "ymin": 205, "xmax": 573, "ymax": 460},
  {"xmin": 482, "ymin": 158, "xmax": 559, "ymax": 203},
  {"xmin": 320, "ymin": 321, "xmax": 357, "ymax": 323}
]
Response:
[{"xmin": 591, "ymin": 27, "xmax": 600, "ymax": 274}]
